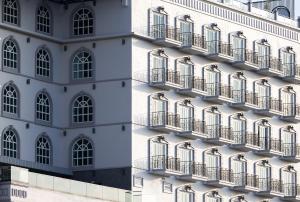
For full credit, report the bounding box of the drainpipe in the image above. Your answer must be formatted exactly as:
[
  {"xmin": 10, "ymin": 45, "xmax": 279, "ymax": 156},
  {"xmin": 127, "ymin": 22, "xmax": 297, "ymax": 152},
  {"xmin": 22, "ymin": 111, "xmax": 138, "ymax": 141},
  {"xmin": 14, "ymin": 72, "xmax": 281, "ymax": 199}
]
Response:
[{"xmin": 248, "ymin": 0, "xmax": 252, "ymax": 12}]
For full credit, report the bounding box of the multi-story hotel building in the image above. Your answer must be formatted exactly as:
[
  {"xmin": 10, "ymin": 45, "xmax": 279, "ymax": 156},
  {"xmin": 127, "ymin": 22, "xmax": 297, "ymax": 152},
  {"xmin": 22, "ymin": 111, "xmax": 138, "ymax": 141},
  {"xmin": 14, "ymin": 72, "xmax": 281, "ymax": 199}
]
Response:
[{"xmin": 0, "ymin": 0, "xmax": 300, "ymax": 201}]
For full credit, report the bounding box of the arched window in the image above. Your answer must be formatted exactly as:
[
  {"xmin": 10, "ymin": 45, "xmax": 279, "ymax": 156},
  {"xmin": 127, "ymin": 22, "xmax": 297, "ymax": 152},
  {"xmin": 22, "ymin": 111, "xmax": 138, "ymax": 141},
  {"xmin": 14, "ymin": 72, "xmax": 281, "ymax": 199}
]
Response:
[
  {"xmin": 36, "ymin": 47, "xmax": 51, "ymax": 79},
  {"xmin": 72, "ymin": 137, "xmax": 93, "ymax": 167},
  {"xmin": 2, "ymin": 0, "xmax": 19, "ymax": 25},
  {"xmin": 72, "ymin": 94, "xmax": 93, "ymax": 124},
  {"xmin": 2, "ymin": 127, "xmax": 18, "ymax": 158},
  {"xmin": 72, "ymin": 8, "xmax": 94, "ymax": 36},
  {"xmin": 2, "ymin": 83, "xmax": 19, "ymax": 117},
  {"xmin": 36, "ymin": 135, "xmax": 51, "ymax": 164},
  {"xmin": 36, "ymin": 91, "xmax": 51, "ymax": 123},
  {"xmin": 36, "ymin": 5, "xmax": 51, "ymax": 34},
  {"xmin": 2, "ymin": 38, "xmax": 19, "ymax": 72},
  {"xmin": 72, "ymin": 50, "xmax": 93, "ymax": 80}
]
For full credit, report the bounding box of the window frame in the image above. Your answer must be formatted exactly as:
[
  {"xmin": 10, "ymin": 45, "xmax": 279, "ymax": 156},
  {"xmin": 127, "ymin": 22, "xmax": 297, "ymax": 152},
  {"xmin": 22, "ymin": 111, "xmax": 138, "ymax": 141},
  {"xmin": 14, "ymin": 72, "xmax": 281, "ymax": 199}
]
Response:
[
  {"xmin": 176, "ymin": 185, "xmax": 195, "ymax": 202},
  {"xmin": 35, "ymin": 4, "xmax": 52, "ymax": 35},
  {"xmin": 1, "ymin": 82, "xmax": 20, "ymax": 119},
  {"xmin": 1, "ymin": 126, "xmax": 19, "ymax": 159},
  {"xmin": 71, "ymin": 136, "xmax": 94, "ymax": 169},
  {"xmin": 2, "ymin": 0, "xmax": 20, "ymax": 26},
  {"xmin": 71, "ymin": 48, "xmax": 95, "ymax": 82},
  {"xmin": 35, "ymin": 134, "xmax": 52, "ymax": 165},
  {"xmin": 35, "ymin": 46, "xmax": 52, "ymax": 81},
  {"xmin": 71, "ymin": 93, "xmax": 94, "ymax": 126},
  {"xmin": 35, "ymin": 90, "xmax": 52, "ymax": 126},
  {"xmin": 2, "ymin": 37, "xmax": 20, "ymax": 73},
  {"xmin": 71, "ymin": 6, "xmax": 95, "ymax": 37}
]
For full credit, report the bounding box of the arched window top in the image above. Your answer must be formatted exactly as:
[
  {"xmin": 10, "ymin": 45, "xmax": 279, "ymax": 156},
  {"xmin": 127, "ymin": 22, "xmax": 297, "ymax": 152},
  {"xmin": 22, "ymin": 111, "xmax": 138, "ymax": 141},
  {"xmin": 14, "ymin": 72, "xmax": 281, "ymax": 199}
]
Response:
[
  {"xmin": 230, "ymin": 195, "xmax": 248, "ymax": 202},
  {"xmin": 176, "ymin": 142, "xmax": 194, "ymax": 150},
  {"xmin": 151, "ymin": 6, "xmax": 168, "ymax": 15},
  {"xmin": 2, "ymin": 37, "xmax": 19, "ymax": 72},
  {"xmin": 281, "ymin": 46, "xmax": 295, "ymax": 54},
  {"xmin": 72, "ymin": 136, "xmax": 94, "ymax": 167},
  {"xmin": 255, "ymin": 159, "xmax": 271, "ymax": 167},
  {"xmin": 230, "ymin": 153, "xmax": 247, "ymax": 162},
  {"xmin": 255, "ymin": 119, "xmax": 271, "ymax": 127},
  {"xmin": 280, "ymin": 86, "xmax": 295, "ymax": 94},
  {"xmin": 177, "ymin": 14, "xmax": 193, "ymax": 23},
  {"xmin": 36, "ymin": 5, "xmax": 52, "ymax": 34},
  {"xmin": 36, "ymin": 135, "xmax": 51, "ymax": 164},
  {"xmin": 256, "ymin": 39, "xmax": 270, "ymax": 46},
  {"xmin": 72, "ymin": 48, "xmax": 94, "ymax": 80},
  {"xmin": 177, "ymin": 56, "xmax": 193, "ymax": 65},
  {"xmin": 150, "ymin": 136, "xmax": 168, "ymax": 144},
  {"xmin": 255, "ymin": 78, "xmax": 270, "ymax": 86},
  {"xmin": 281, "ymin": 165, "xmax": 296, "ymax": 173},
  {"xmin": 2, "ymin": 126, "xmax": 19, "ymax": 158},
  {"xmin": 151, "ymin": 92, "xmax": 168, "ymax": 101},
  {"xmin": 204, "ymin": 64, "xmax": 220, "ymax": 72},
  {"xmin": 177, "ymin": 99, "xmax": 193, "ymax": 108},
  {"xmin": 280, "ymin": 125, "xmax": 296, "ymax": 134},
  {"xmin": 2, "ymin": 0, "xmax": 20, "ymax": 25},
  {"xmin": 151, "ymin": 48, "xmax": 168, "ymax": 58},
  {"xmin": 231, "ymin": 72, "xmax": 246, "ymax": 80},
  {"xmin": 230, "ymin": 112, "xmax": 246, "ymax": 121},
  {"xmin": 204, "ymin": 23, "xmax": 220, "ymax": 31},
  {"xmin": 72, "ymin": 93, "xmax": 94, "ymax": 124},
  {"xmin": 272, "ymin": 6, "xmax": 290, "ymax": 18},
  {"xmin": 204, "ymin": 147, "xmax": 221, "ymax": 156},
  {"xmin": 231, "ymin": 31, "xmax": 246, "ymax": 39},
  {"xmin": 204, "ymin": 190, "xmax": 222, "ymax": 200},
  {"xmin": 203, "ymin": 106, "xmax": 221, "ymax": 114},
  {"xmin": 72, "ymin": 7, "xmax": 94, "ymax": 36}
]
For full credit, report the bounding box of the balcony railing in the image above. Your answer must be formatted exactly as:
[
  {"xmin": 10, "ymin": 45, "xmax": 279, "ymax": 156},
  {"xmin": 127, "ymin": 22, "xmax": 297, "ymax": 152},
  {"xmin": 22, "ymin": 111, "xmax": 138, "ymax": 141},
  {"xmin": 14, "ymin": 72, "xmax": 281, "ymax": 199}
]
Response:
[
  {"xmin": 232, "ymin": 172, "xmax": 246, "ymax": 186},
  {"xmin": 179, "ymin": 118, "xmax": 204, "ymax": 133},
  {"xmin": 150, "ymin": 155, "xmax": 182, "ymax": 173},
  {"xmin": 282, "ymin": 183, "xmax": 297, "ymax": 197},
  {"xmin": 150, "ymin": 111, "xmax": 180, "ymax": 128},
  {"xmin": 150, "ymin": 24, "xmax": 180, "ymax": 41},
  {"xmin": 232, "ymin": 130, "xmax": 246, "ymax": 144},
  {"xmin": 257, "ymin": 96, "xmax": 281, "ymax": 112},
  {"xmin": 232, "ymin": 89, "xmax": 245, "ymax": 103},
  {"xmin": 282, "ymin": 143, "xmax": 297, "ymax": 157},
  {"xmin": 192, "ymin": 162, "xmax": 206, "ymax": 177},
  {"xmin": 246, "ymin": 132, "xmax": 260, "ymax": 147},
  {"xmin": 282, "ymin": 103, "xmax": 300, "ymax": 117},
  {"xmin": 150, "ymin": 68, "xmax": 181, "ymax": 85},
  {"xmin": 245, "ymin": 91, "xmax": 258, "ymax": 106},
  {"xmin": 270, "ymin": 138, "xmax": 281, "ymax": 153},
  {"xmin": 204, "ymin": 124, "xmax": 232, "ymax": 141},
  {"xmin": 180, "ymin": 75, "xmax": 205, "ymax": 90},
  {"xmin": 219, "ymin": 42, "xmax": 232, "ymax": 56},
  {"xmin": 246, "ymin": 174, "xmax": 258, "ymax": 188},
  {"xmin": 179, "ymin": 32, "xmax": 206, "ymax": 49},
  {"xmin": 219, "ymin": 84, "xmax": 232, "ymax": 99}
]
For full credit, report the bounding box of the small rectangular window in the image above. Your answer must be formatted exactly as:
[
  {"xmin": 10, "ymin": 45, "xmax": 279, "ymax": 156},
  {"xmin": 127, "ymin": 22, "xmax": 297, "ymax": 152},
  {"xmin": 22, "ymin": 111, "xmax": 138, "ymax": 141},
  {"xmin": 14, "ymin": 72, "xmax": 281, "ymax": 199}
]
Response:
[
  {"xmin": 133, "ymin": 176, "xmax": 143, "ymax": 188},
  {"xmin": 162, "ymin": 181, "xmax": 173, "ymax": 193}
]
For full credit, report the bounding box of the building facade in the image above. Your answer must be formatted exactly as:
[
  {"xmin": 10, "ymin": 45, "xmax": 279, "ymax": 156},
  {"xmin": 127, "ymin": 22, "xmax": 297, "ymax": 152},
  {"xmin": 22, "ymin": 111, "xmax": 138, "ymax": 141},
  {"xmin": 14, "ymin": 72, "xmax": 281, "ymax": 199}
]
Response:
[{"xmin": 0, "ymin": 0, "xmax": 300, "ymax": 201}]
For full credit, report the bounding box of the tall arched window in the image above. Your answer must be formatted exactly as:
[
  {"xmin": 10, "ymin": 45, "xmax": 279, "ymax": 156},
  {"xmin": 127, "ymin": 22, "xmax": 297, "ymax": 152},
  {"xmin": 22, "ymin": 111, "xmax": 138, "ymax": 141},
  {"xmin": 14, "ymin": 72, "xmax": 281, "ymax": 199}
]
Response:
[
  {"xmin": 2, "ymin": 127, "xmax": 19, "ymax": 158},
  {"xmin": 72, "ymin": 94, "xmax": 93, "ymax": 124},
  {"xmin": 36, "ymin": 91, "xmax": 51, "ymax": 124},
  {"xmin": 2, "ymin": 0, "xmax": 19, "ymax": 25},
  {"xmin": 2, "ymin": 38, "xmax": 19, "ymax": 72},
  {"xmin": 36, "ymin": 5, "xmax": 51, "ymax": 34},
  {"xmin": 72, "ymin": 137, "xmax": 93, "ymax": 167},
  {"xmin": 72, "ymin": 8, "xmax": 94, "ymax": 36},
  {"xmin": 2, "ymin": 83, "xmax": 19, "ymax": 117},
  {"xmin": 36, "ymin": 135, "xmax": 51, "ymax": 164},
  {"xmin": 36, "ymin": 47, "xmax": 51, "ymax": 79},
  {"xmin": 72, "ymin": 49, "xmax": 93, "ymax": 80}
]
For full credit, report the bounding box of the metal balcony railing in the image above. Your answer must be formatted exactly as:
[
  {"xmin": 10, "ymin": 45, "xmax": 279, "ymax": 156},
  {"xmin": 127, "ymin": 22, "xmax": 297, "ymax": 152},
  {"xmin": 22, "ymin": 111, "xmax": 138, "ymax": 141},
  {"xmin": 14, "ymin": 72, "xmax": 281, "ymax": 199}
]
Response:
[
  {"xmin": 231, "ymin": 48, "xmax": 246, "ymax": 62},
  {"xmin": 150, "ymin": 68, "xmax": 181, "ymax": 85},
  {"xmin": 206, "ymin": 167, "xmax": 220, "ymax": 181},
  {"xmin": 179, "ymin": 118, "xmax": 205, "ymax": 133},
  {"xmin": 150, "ymin": 24, "xmax": 180, "ymax": 41},
  {"xmin": 246, "ymin": 174, "xmax": 258, "ymax": 188},
  {"xmin": 192, "ymin": 162, "xmax": 206, "ymax": 177},
  {"xmin": 232, "ymin": 130, "xmax": 246, "ymax": 144},
  {"xmin": 271, "ymin": 179, "xmax": 282, "ymax": 193},
  {"xmin": 220, "ymin": 168, "xmax": 233, "ymax": 183},
  {"xmin": 150, "ymin": 111, "xmax": 180, "ymax": 128},
  {"xmin": 178, "ymin": 32, "xmax": 206, "ymax": 48},
  {"xmin": 269, "ymin": 98, "xmax": 282, "ymax": 112},
  {"xmin": 281, "ymin": 143, "xmax": 296, "ymax": 157},
  {"xmin": 180, "ymin": 75, "xmax": 205, "ymax": 90},
  {"xmin": 219, "ymin": 42, "xmax": 232, "ymax": 56},
  {"xmin": 257, "ymin": 96, "xmax": 281, "ymax": 111},
  {"xmin": 270, "ymin": 138, "xmax": 281, "ymax": 152},
  {"xmin": 245, "ymin": 132, "xmax": 260, "ymax": 147},
  {"xmin": 206, "ymin": 40, "xmax": 220, "ymax": 54},
  {"xmin": 282, "ymin": 183, "xmax": 297, "ymax": 197},
  {"xmin": 258, "ymin": 178, "xmax": 271, "ymax": 191},
  {"xmin": 219, "ymin": 84, "xmax": 232, "ymax": 99},
  {"xmin": 282, "ymin": 63, "xmax": 296, "ymax": 77},
  {"xmin": 245, "ymin": 91, "xmax": 258, "ymax": 106},
  {"xmin": 204, "ymin": 124, "xmax": 232, "ymax": 140},
  {"xmin": 206, "ymin": 82, "xmax": 219, "ymax": 96},
  {"xmin": 149, "ymin": 155, "xmax": 182, "ymax": 173},
  {"xmin": 232, "ymin": 89, "xmax": 246, "ymax": 103},
  {"xmin": 232, "ymin": 172, "xmax": 246, "ymax": 186}
]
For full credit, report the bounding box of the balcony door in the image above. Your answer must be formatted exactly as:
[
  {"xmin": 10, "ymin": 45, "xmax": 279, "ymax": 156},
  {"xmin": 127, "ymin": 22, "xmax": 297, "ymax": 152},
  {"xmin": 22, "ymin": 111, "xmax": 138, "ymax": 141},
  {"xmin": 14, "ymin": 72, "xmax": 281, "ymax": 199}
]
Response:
[
  {"xmin": 179, "ymin": 62, "xmax": 193, "ymax": 89},
  {"xmin": 177, "ymin": 146, "xmax": 193, "ymax": 175},
  {"xmin": 152, "ymin": 54, "xmax": 167, "ymax": 83},
  {"xmin": 152, "ymin": 12, "xmax": 167, "ymax": 38},
  {"xmin": 150, "ymin": 139, "xmax": 168, "ymax": 170},
  {"xmin": 257, "ymin": 164, "xmax": 271, "ymax": 191},
  {"xmin": 151, "ymin": 97, "xmax": 167, "ymax": 126},
  {"xmin": 204, "ymin": 68, "xmax": 220, "ymax": 96},
  {"xmin": 177, "ymin": 189, "xmax": 194, "ymax": 202},
  {"xmin": 256, "ymin": 122, "xmax": 271, "ymax": 150},
  {"xmin": 256, "ymin": 83, "xmax": 270, "ymax": 109},
  {"xmin": 257, "ymin": 43, "xmax": 270, "ymax": 69},
  {"xmin": 205, "ymin": 152, "xmax": 221, "ymax": 180},
  {"xmin": 231, "ymin": 117, "xmax": 246, "ymax": 144},
  {"xmin": 205, "ymin": 111, "xmax": 221, "ymax": 138},
  {"xmin": 281, "ymin": 130, "xmax": 296, "ymax": 156},
  {"xmin": 206, "ymin": 27, "xmax": 220, "ymax": 54},
  {"xmin": 281, "ymin": 89, "xmax": 296, "ymax": 116},
  {"xmin": 231, "ymin": 76, "xmax": 246, "ymax": 103},
  {"xmin": 281, "ymin": 50, "xmax": 295, "ymax": 76},
  {"xmin": 180, "ymin": 21, "xmax": 192, "ymax": 46},
  {"xmin": 231, "ymin": 158, "xmax": 246, "ymax": 186},
  {"xmin": 205, "ymin": 195, "xmax": 222, "ymax": 202},
  {"xmin": 282, "ymin": 169, "xmax": 296, "ymax": 196},
  {"xmin": 178, "ymin": 104, "xmax": 193, "ymax": 131},
  {"xmin": 232, "ymin": 36, "xmax": 246, "ymax": 61}
]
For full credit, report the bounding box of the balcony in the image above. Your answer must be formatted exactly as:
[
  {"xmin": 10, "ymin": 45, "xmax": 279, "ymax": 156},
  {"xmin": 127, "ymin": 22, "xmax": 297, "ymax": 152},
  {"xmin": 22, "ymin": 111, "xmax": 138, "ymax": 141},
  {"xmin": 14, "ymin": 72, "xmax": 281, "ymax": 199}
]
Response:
[
  {"xmin": 206, "ymin": 41, "xmax": 233, "ymax": 62},
  {"xmin": 282, "ymin": 64, "xmax": 300, "ymax": 84},
  {"xmin": 230, "ymin": 132, "xmax": 261, "ymax": 151},
  {"xmin": 254, "ymin": 138, "xmax": 283, "ymax": 157},
  {"xmin": 149, "ymin": 155, "xmax": 184, "ymax": 177},
  {"xmin": 149, "ymin": 111, "xmax": 182, "ymax": 133},
  {"xmin": 256, "ymin": 57, "xmax": 283, "ymax": 77},
  {"xmin": 230, "ymin": 91, "xmax": 260, "ymax": 110},
  {"xmin": 256, "ymin": 179, "xmax": 284, "ymax": 197},
  {"xmin": 179, "ymin": 32, "xmax": 207, "ymax": 55},
  {"xmin": 280, "ymin": 144, "xmax": 300, "ymax": 162},
  {"xmin": 202, "ymin": 83, "xmax": 234, "ymax": 104},
  {"xmin": 280, "ymin": 104, "xmax": 300, "ymax": 123},
  {"xmin": 150, "ymin": 24, "xmax": 181, "ymax": 47},
  {"xmin": 178, "ymin": 162, "xmax": 207, "ymax": 182},
  {"xmin": 254, "ymin": 97, "xmax": 283, "ymax": 117},
  {"xmin": 202, "ymin": 125, "xmax": 234, "ymax": 145},
  {"xmin": 231, "ymin": 173, "xmax": 259, "ymax": 192},
  {"xmin": 177, "ymin": 76, "xmax": 207, "ymax": 97},
  {"xmin": 176, "ymin": 119, "xmax": 207, "ymax": 139},
  {"xmin": 282, "ymin": 183, "xmax": 297, "ymax": 200},
  {"xmin": 204, "ymin": 167, "xmax": 234, "ymax": 187},
  {"xmin": 231, "ymin": 49, "xmax": 260, "ymax": 71},
  {"xmin": 149, "ymin": 68, "xmax": 182, "ymax": 90}
]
